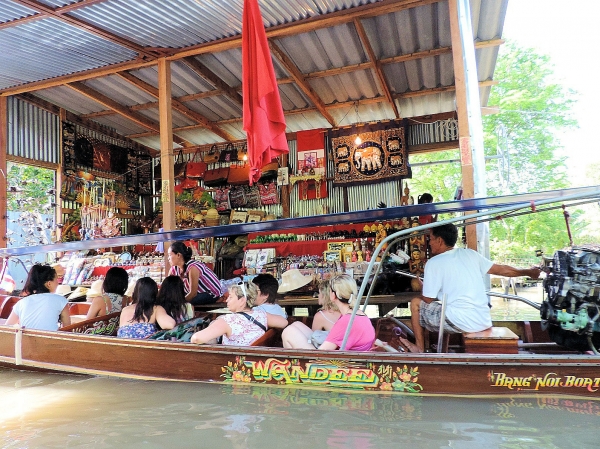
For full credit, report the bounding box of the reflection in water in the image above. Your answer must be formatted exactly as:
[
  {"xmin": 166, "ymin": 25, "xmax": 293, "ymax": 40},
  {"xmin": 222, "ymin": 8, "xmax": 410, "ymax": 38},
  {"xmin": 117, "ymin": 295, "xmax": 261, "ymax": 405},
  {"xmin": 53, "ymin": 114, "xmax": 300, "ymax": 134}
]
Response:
[{"xmin": 1, "ymin": 367, "xmax": 599, "ymax": 448}]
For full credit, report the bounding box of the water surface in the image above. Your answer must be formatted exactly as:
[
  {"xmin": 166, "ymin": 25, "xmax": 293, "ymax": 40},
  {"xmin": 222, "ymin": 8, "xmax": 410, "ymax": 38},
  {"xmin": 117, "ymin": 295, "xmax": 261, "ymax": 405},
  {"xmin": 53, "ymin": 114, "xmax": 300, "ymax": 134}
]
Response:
[{"xmin": 2, "ymin": 368, "xmax": 599, "ymax": 448}]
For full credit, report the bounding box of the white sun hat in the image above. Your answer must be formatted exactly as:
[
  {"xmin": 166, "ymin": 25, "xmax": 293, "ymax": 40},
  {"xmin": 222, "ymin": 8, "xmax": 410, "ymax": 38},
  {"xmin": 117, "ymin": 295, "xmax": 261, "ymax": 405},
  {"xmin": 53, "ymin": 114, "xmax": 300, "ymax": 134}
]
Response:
[
  {"xmin": 66, "ymin": 286, "xmax": 89, "ymax": 301},
  {"xmin": 55, "ymin": 284, "xmax": 72, "ymax": 296},
  {"xmin": 277, "ymin": 269, "xmax": 313, "ymax": 293},
  {"xmin": 86, "ymin": 279, "xmax": 105, "ymax": 298}
]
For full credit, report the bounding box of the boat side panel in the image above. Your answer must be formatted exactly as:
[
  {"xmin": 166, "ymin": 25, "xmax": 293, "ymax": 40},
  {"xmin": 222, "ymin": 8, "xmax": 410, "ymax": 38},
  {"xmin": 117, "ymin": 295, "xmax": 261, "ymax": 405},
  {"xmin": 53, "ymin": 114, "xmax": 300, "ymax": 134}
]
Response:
[{"xmin": 3, "ymin": 329, "xmax": 600, "ymax": 398}]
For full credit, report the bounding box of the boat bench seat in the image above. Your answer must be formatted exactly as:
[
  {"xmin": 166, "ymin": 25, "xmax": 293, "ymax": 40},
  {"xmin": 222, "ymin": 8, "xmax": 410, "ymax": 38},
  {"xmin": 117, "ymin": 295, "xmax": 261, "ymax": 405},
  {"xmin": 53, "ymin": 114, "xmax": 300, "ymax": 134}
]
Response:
[
  {"xmin": 463, "ymin": 326, "xmax": 519, "ymax": 354},
  {"xmin": 251, "ymin": 328, "xmax": 281, "ymax": 347}
]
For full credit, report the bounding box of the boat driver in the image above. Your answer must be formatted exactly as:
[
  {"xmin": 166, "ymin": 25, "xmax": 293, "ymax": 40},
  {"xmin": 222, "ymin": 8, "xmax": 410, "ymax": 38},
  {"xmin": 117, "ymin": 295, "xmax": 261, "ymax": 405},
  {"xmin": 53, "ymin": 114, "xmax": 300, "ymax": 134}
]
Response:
[{"xmin": 404, "ymin": 223, "xmax": 542, "ymax": 353}]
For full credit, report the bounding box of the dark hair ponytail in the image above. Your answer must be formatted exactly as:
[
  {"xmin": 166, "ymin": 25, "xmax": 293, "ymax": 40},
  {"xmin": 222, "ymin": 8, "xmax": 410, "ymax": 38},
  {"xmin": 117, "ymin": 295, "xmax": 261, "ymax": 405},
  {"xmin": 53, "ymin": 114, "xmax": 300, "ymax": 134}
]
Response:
[
  {"xmin": 170, "ymin": 241, "xmax": 192, "ymax": 263},
  {"xmin": 22, "ymin": 264, "xmax": 57, "ymax": 296},
  {"xmin": 418, "ymin": 193, "xmax": 434, "ymax": 204}
]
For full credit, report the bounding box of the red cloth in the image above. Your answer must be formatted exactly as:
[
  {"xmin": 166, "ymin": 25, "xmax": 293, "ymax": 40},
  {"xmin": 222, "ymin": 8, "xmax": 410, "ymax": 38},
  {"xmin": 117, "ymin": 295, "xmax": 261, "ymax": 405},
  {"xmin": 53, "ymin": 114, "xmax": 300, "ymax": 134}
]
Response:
[{"xmin": 242, "ymin": 0, "xmax": 289, "ymax": 185}]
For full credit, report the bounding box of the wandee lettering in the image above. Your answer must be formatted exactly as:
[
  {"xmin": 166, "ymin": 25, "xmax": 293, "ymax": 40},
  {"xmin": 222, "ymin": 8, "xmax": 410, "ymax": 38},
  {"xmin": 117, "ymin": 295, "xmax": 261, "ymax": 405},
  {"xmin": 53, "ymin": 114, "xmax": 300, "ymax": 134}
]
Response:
[
  {"xmin": 491, "ymin": 372, "xmax": 600, "ymax": 392},
  {"xmin": 245, "ymin": 358, "xmax": 379, "ymax": 388}
]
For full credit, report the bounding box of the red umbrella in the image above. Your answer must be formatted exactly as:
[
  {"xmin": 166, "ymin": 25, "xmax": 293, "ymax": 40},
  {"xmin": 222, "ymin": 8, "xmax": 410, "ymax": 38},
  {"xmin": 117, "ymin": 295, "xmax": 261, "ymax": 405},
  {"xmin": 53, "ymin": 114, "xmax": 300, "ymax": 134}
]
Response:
[{"xmin": 242, "ymin": 0, "xmax": 289, "ymax": 185}]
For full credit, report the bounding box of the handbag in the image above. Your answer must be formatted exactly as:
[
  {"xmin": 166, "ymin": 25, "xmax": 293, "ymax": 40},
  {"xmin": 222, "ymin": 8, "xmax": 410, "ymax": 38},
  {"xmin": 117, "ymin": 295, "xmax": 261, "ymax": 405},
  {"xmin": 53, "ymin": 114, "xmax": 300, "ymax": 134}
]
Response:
[
  {"xmin": 310, "ymin": 330, "xmax": 329, "ymax": 348},
  {"xmin": 186, "ymin": 148, "xmax": 207, "ymax": 179},
  {"xmin": 259, "ymin": 161, "xmax": 280, "ymax": 180},
  {"xmin": 179, "ymin": 177, "xmax": 198, "ymax": 190},
  {"xmin": 148, "ymin": 317, "xmax": 211, "ymax": 342},
  {"xmin": 244, "ymin": 185, "xmax": 261, "ymax": 209},
  {"xmin": 203, "ymin": 166, "xmax": 230, "ymax": 187},
  {"xmin": 228, "ymin": 186, "xmax": 246, "ymax": 209},
  {"xmin": 227, "ymin": 164, "xmax": 250, "ymax": 185},
  {"xmin": 173, "ymin": 150, "xmax": 186, "ymax": 180},
  {"xmin": 203, "ymin": 145, "xmax": 220, "ymax": 164},
  {"xmin": 258, "ymin": 181, "xmax": 279, "ymax": 205},
  {"xmin": 215, "ymin": 187, "xmax": 231, "ymax": 212},
  {"xmin": 218, "ymin": 143, "xmax": 238, "ymax": 163}
]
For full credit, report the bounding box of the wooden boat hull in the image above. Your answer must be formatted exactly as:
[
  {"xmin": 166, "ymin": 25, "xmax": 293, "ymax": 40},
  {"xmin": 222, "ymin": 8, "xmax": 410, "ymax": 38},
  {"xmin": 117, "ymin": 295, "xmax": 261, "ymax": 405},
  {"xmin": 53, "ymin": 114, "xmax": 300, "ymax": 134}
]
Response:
[{"xmin": 2, "ymin": 325, "xmax": 600, "ymax": 399}]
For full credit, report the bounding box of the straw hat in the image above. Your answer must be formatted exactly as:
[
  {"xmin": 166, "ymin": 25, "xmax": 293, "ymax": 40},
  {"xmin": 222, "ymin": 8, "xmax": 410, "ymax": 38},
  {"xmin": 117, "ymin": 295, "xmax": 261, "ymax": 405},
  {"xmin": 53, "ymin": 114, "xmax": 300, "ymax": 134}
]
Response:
[
  {"xmin": 66, "ymin": 286, "xmax": 89, "ymax": 301},
  {"xmin": 86, "ymin": 279, "xmax": 105, "ymax": 298},
  {"xmin": 277, "ymin": 269, "xmax": 313, "ymax": 293},
  {"xmin": 55, "ymin": 284, "xmax": 72, "ymax": 296}
]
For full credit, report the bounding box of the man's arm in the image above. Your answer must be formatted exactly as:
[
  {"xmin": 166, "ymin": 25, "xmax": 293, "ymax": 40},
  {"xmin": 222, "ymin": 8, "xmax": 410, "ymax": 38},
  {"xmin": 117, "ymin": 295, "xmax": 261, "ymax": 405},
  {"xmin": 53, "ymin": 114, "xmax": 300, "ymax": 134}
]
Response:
[{"xmin": 488, "ymin": 264, "xmax": 541, "ymax": 279}]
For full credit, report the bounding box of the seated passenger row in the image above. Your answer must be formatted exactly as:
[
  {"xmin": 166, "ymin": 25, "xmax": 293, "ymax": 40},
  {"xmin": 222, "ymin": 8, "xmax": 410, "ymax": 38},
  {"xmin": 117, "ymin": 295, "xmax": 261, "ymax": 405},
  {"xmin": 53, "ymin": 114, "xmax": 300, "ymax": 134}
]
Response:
[{"xmin": 5, "ymin": 265, "xmax": 377, "ymax": 352}]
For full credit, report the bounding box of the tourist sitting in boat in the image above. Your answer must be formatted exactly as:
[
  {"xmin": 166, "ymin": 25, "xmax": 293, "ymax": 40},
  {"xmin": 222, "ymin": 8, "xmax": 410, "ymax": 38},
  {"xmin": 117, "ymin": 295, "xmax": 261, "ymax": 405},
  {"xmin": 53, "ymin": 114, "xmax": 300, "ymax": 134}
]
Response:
[
  {"xmin": 156, "ymin": 275, "xmax": 194, "ymax": 324},
  {"xmin": 309, "ymin": 279, "xmax": 342, "ymax": 342},
  {"xmin": 190, "ymin": 282, "xmax": 288, "ymax": 346},
  {"xmin": 85, "ymin": 266, "xmax": 129, "ymax": 319},
  {"xmin": 405, "ymin": 223, "xmax": 542, "ymax": 353},
  {"xmin": 281, "ymin": 274, "xmax": 375, "ymax": 351},
  {"xmin": 6, "ymin": 264, "xmax": 71, "ymax": 331},
  {"xmin": 168, "ymin": 241, "xmax": 222, "ymax": 305},
  {"xmin": 252, "ymin": 273, "xmax": 287, "ymax": 318},
  {"xmin": 117, "ymin": 277, "xmax": 176, "ymax": 339}
]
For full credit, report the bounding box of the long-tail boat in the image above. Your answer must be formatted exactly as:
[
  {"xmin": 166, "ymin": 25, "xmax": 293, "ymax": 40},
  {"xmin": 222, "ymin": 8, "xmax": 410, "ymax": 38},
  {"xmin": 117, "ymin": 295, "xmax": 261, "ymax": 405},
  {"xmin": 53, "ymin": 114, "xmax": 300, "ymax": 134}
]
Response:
[{"xmin": 2, "ymin": 186, "xmax": 600, "ymax": 398}]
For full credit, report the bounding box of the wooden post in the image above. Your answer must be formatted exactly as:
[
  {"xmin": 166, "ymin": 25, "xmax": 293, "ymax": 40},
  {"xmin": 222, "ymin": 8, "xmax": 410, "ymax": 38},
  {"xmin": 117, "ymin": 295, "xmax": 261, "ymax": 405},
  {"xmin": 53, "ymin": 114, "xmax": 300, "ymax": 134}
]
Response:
[
  {"xmin": 448, "ymin": 0, "xmax": 488, "ymax": 252},
  {"xmin": 158, "ymin": 58, "xmax": 175, "ymax": 272},
  {"xmin": 0, "ymin": 96, "xmax": 7, "ymax": 249}
]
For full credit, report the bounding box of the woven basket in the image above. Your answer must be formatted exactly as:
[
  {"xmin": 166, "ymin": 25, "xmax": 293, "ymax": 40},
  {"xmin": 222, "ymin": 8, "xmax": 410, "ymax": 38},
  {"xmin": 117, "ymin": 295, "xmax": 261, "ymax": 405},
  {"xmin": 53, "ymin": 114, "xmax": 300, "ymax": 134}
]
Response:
[{"xmin": 205, "ymin": 218, "xmax": 220, "ymax": 227}]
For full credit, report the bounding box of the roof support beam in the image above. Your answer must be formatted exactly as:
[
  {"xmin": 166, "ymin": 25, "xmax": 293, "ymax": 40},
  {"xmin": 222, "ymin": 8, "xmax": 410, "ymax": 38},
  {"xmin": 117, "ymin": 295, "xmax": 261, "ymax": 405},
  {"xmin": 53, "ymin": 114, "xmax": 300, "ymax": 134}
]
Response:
[
  {"xmin": 116, "ymin": 72, "xmax": 234, "ymax": 142},
  {"xmin": 66, "ymin": 81, "xmax": 193, "ymax": 147},
  {"xmin": 268, "ymin": 41, "xmax": 336, "ymax": 127},
  {"xmin": 353, "ymin": 18, "xmax": 399, "ymax": 118},
  {"xmin": 8, "ymin": 0, "xmax": 160, "ymax": 59},
  {"xmin": 182, "ymin": 57, "xmax": 244, "ymax": 106}
]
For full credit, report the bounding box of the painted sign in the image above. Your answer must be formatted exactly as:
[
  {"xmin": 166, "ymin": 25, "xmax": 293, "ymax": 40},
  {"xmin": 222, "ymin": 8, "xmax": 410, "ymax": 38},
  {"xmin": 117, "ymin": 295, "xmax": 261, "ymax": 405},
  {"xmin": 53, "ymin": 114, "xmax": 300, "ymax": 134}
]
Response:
[{"xmin": 221, "ymin": 356, "xmax": 423, "ymax": 393}]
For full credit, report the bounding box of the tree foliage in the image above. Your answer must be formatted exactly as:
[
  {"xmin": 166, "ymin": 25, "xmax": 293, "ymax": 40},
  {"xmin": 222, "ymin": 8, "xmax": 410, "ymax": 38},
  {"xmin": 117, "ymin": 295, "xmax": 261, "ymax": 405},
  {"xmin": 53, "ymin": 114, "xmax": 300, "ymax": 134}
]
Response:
[
  {"xmin": 7, "ymin": 163, "xmax": 55, "ymax": 212},
  {"xmin": 408, "ymin": 42, "xmax": 582, "ymax": 260}
]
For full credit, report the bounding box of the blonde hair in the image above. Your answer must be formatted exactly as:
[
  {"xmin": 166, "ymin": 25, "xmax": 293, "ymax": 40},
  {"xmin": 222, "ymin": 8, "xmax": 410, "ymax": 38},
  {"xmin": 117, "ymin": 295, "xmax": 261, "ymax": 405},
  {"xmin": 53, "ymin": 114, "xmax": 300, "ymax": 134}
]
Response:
[
  {"xmin": 318, "ymin": 280, "xmax": 339, "ymax": 312},
  {"xmin": 329, "ymin": 274, "xmax": 358, "ymax": 307},
  {"xmin": 228, "ymin": 282, "xmax": 258, "ymax": 308}
]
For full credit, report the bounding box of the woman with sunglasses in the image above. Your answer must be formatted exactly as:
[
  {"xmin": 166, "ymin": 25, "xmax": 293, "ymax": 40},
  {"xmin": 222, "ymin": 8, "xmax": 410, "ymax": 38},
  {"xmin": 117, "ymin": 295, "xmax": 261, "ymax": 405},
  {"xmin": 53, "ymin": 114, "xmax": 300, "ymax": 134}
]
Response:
[
  {"xmin": 282, "ymin": 274, "xmax": 375, "ymax": 351},
  {"xmin": 190, "ymin": 282, "xmax": 288, "ymax": 345},
  {"xmin": 6, "ymin": 264, "xmax": 71, "ymax": 331}
]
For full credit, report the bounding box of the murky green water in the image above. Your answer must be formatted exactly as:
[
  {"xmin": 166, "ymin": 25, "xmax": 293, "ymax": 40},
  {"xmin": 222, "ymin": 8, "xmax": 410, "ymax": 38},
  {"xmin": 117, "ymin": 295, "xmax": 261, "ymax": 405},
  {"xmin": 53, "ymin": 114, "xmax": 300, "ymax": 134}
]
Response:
[{"xmin": 1, "ymin": 367, "xmax": 599, "ymax": 448}]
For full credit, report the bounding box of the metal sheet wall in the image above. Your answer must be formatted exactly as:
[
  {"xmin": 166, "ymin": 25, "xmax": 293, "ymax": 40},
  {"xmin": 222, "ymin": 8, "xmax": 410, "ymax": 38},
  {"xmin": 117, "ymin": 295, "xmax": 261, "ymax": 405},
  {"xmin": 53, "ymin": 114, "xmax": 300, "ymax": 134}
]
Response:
[{"xmin": 6, "ymin": 96, "xmax": 60, "ymax": 164}]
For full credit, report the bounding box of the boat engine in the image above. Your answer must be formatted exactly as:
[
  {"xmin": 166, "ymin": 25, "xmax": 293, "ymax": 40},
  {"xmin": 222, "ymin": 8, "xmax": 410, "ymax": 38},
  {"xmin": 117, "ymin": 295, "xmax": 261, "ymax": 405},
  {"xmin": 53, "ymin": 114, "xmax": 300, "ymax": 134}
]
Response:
[{"xmin": 541, "ymin": 246, "xmax": 600, "ymax": 353}]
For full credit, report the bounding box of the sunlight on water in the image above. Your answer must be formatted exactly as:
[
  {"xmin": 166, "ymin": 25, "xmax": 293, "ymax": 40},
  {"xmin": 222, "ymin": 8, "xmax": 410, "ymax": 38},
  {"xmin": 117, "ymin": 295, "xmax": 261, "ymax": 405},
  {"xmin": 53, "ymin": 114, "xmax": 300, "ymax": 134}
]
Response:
[{"xmin": 1, "ymin": 368, "xmax": 600, "ymax": 448}]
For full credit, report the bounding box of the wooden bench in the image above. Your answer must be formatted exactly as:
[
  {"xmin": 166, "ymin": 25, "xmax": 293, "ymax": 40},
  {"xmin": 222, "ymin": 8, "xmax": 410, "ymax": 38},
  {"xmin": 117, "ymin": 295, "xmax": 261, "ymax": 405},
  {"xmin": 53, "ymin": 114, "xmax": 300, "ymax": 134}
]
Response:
[
  {"xmin": 0, "ymin": 295, "xmax": 21, "ymax": 319},
  {"xmin": 59, "ymin": 312, "xmax": 120, "ymax": 336},
  {"xmin": 250, "ymin": 328, "xmax": 281, "ymax": 347},
  {"xmin": 463, "ymin": 326, "xmax": 519, "ymax": 354}
]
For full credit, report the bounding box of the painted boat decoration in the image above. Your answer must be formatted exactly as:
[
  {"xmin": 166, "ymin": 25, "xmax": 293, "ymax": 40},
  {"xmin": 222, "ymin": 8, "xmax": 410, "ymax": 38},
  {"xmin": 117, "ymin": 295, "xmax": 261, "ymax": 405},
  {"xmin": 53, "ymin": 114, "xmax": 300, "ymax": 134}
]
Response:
[{"xmin": 2, "ymin": 186, "xmax": 600, "ymax": 398}]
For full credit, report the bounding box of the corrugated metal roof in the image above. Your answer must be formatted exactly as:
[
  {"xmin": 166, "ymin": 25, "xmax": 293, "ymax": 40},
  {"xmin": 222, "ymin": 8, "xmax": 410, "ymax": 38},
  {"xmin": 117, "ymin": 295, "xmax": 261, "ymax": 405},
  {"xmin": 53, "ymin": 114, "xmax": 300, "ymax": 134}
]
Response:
[{"xmin": 0, "ymin": 0, "xmax": 508, "ymax": 151}]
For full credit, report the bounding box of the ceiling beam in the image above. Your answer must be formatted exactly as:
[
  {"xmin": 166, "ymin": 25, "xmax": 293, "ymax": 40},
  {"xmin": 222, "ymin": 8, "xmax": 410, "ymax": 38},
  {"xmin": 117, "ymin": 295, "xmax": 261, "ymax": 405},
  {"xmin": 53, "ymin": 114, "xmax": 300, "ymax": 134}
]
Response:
[
  {"xmin": 166, "ymin": 0, "xmax": 440, "ymax": 60},
  {"xmin": 115, "ymin": 71, "xmax": 234, "ymax": 142},
  {"xmin": 8, "ymin": 0, "xmax": 160, "ymax": 60},
  {"xmin": 66, "ymin": 81, "xmax": 193, "ymax": 147},
  {"xmin": 78, "ymin": 38, "xmax": 501, "ymax": 122},
  {"xmin": 353, "ymin": 18, "xmax": 399, "ymax": 118},
  {"xmin": 126, "ymin": 80, "xmax": 493, "ymax": 140},
  {"xmin": 269, "ymin": 41, "xmax": 336, "ymax": 127},
  {"xmin": 182, "ymin": 57, "xmax": 244, "ymax": 105}
]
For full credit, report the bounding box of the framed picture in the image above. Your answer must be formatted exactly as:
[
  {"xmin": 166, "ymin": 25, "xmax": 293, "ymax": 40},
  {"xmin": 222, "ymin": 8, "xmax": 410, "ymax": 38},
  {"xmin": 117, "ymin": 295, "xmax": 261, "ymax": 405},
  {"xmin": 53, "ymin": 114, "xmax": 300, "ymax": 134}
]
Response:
[
  {"xmin": 327, "ymin": 241, "xmax": 353, "ymax": 253},
  {"xmin": 229, "ymin": 210, "xmax": 248, "ymax": 224},
  {"xmin": 247, "ymin": 214, "xmax": 262, "ymax": 223},
  {"xmin": 323, "ymin": 250, "xmax": 341, "ymax": 263}
]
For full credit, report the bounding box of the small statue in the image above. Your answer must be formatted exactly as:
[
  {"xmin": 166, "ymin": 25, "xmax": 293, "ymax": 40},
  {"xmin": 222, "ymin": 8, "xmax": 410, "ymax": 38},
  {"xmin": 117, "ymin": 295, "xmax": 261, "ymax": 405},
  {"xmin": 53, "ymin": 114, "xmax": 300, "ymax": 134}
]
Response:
[
  {"xmin": 364, "ymin": 249, "xmax": 372, "ymax": 262},
  {"xmin": 357, "ymin": 250, "xmax": 363, "ymax": 262},
  {"xmin": 351, "ymin": 250, "xmax": 358, "ymax": 262},
  {"xmin": 400, "ymin": 182, "xmax": 414, "ymax": 206}
]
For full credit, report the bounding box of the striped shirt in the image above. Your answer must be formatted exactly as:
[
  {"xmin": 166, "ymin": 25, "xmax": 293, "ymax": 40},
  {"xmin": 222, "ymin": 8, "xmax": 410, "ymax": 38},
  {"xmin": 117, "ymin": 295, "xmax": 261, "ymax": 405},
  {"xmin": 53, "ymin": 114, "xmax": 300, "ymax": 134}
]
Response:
[{"xmin": 169, "ymin": 260, "xmax": 222, "ymax": 298}]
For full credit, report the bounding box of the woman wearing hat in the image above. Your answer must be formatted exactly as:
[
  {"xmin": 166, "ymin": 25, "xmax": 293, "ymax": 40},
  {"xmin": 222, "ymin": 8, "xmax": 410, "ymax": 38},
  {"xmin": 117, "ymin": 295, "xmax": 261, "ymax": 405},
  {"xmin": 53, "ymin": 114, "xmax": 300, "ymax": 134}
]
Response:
[
  {"xmin": 282, "ymin": 274, "xmax": 375, "ymax": 351},
  {"xmin": 85, "ymin": 267, "xmax": 129, "ymax": 320},
  {"xmin": 6, "ymin": 264, "xmax": 71, "ymax": 331},
  {"xmin": 168, "ymin": 241, "xmax": 222, "ymax": 305},
  {"xmin": 190, "ymin": 282, "xmax": 288, "ymax": 346}
]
